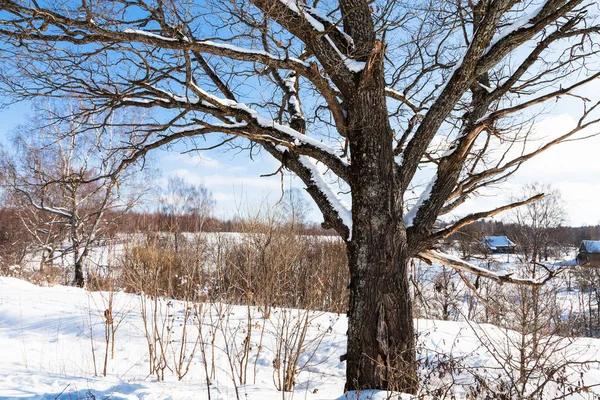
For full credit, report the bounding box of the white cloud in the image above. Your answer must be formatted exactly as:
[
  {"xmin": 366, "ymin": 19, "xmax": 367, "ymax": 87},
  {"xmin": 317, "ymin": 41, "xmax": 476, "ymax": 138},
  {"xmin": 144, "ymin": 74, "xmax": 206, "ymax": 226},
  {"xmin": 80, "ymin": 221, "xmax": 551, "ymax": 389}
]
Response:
[
  {"xmin": 152, "ymin": 110, "xmax": 600, "ymax": 226},
  {"xmin": 445, "ymin": 113, "xmax": 600, "ymax": 226},
  {"xmin": 162, "ymin": 152, "xmax": 222, "ymax": 168},
  {"xmin": 213, "ymin": 192, "xmax": 236, "ymax": 202}
]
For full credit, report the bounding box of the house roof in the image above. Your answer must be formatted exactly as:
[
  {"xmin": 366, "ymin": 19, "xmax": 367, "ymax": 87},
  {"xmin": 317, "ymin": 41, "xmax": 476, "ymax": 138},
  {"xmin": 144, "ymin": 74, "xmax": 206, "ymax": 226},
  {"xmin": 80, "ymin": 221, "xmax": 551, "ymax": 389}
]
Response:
[
  {"xmin": 483, "ymin": 236, "xmax": 516, "ymax": 250},
  {"xmin": 581, "ymin": 240, "xmax": 600, "ymax": 253}
]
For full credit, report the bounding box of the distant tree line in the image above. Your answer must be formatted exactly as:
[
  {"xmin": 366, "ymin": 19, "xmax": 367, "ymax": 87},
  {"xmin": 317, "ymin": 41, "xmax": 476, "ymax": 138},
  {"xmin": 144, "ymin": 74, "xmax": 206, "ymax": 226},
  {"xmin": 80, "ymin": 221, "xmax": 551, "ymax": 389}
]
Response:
[
  {"xmin": 452, "ymin": 219, "xmax": 600, "ymax": 254},
  {"xmin": 102, "ymin": 210, "xmax": 336, "ymax": 236},
  {"xmin": 0, "ymin": 199, "xmax": 336, "ymax": 275}
]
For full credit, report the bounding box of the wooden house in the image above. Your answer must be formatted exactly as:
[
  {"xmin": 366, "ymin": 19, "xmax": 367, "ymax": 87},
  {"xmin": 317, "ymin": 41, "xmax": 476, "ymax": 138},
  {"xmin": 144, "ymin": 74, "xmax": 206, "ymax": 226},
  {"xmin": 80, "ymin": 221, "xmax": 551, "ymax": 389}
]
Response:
[
  {"xmin": 483, "ymin": 235, "xmax": 517, "ymax": 254},
  {"xmin": 577, "ymin": 240, "xmax": 600, "ymax": 265}
]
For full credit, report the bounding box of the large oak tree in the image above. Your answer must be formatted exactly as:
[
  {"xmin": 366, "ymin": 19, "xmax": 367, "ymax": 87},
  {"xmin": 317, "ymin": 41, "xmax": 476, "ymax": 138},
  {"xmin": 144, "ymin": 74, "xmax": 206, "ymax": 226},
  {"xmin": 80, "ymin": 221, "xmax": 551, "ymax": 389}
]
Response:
[{"xmin": 0, "ymin": 0, "xmax": 599, "ymax": 393}]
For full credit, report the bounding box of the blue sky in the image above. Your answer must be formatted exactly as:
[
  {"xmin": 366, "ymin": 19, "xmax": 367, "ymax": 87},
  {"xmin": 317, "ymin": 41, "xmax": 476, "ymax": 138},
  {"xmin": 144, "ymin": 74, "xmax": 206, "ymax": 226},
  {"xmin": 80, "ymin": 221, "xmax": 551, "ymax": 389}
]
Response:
[
  {"xmin": 0, "ymin": 101, "xmax": 312, "ymax": 220},
  {"xmin": 1, "ymin": 0, "xmax": 599, "ymax": 227},
  {"xmin": 3, "ymin": 95, "xmax": 600, "ymax": 227}
]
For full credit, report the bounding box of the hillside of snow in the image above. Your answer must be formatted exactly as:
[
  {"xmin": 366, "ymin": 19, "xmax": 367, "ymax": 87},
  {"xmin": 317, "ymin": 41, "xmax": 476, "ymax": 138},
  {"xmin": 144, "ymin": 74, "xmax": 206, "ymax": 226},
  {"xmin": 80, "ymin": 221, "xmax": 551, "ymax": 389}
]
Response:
[{"xmin": 1, "ymin": 276, "xmax": 600, "ymax": 399}]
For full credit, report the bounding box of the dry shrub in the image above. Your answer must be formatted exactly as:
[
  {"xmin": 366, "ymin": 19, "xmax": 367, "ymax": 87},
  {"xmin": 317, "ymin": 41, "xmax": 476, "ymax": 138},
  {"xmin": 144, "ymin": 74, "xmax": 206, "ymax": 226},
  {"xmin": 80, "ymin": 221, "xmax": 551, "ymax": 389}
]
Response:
[
  {"xmin": 114, "ymin": 209, "xmax": 348, "ymax": 314},
  {"xmin": 217, "ymin": 222, "xmax": 348, "ymax": 313},
  {"xmin": 87, "ymin": 269, "xmax": 115, "ymax": 292},
  {"xmin": 13, "ymin": 265, "xmax": 67, "ymax": 286},
  {"xmin": 121, "ymin": 233, "xmax": 209, "ymax": 300}
]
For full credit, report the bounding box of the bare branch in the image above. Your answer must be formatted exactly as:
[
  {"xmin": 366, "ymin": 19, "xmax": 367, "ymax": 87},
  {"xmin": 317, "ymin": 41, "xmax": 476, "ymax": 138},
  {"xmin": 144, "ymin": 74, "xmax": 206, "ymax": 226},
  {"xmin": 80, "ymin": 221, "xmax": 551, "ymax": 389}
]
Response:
[{"xmin": 433, "ymin": 193, "xmax": 545, "ymax": 241}]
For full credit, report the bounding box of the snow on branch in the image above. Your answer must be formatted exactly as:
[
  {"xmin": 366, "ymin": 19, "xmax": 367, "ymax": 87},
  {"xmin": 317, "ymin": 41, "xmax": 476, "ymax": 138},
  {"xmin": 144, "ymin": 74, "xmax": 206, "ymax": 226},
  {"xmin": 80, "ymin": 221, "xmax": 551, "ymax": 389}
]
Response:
[
  {"xmin": 120, "ymin": 83, "xmax": 350, "ymax": 183},
  {"xmin": 483, "ymin": 1, "xmax": 549, "ymax": 56},
  {"xmin": 475, "ymin": 0, "xmax": 580, "ymax": 76},
  {"xmin": 278, "ymin": 0, "xmax": 353, "ymax": 47},
  {"xmin": 186, "ymin": 81, "xmax": 345, "ymax": 160},
  {"xmin": 279, "ymin": 0, "xmax": 326, "ymax": 32},
  {"xmin": 420, "ymin": 249, "xmax": 573, "ymax": 287},
  {"xmin": 298, "ymin": 155, "xmax": 352, "ymax": 235},
  {"xmin": 385, "ymin": 88, "xmax": 420, "ymax": 113},
  {"xmin": 323, "ymin": 35, "xmax": 365, "ymax": 73},
  {"xmin": 31, "ymin": 203, "xmax": 73, "ymax": 219},
  {"xmin": 274, "ymin": 0, "xmax": 364, "ymax": 73},
  {"xmin": 404, "ymin": 174, "xmax": 437, "ymax": 228},
  {"xmin": 283, "ymin": 73, "xmax": 304, "ymax": 119},
  {"xmin": 16, "ymin": 188, "xmax": 73, "ymax": 219},
  {"xmin": 121, "ymin": 29, "xmax": 310, "ymax": 68},
  {"xmin": 194, "ymin": 39, "xmax": 310, "ymax": 67},
  {"xmin": 138, "ymin": 86, "xmax": 204, "ymax": 106},
  {"xmin": 123, "ymin": 29, "xmax": 179, "ymax": 42}
]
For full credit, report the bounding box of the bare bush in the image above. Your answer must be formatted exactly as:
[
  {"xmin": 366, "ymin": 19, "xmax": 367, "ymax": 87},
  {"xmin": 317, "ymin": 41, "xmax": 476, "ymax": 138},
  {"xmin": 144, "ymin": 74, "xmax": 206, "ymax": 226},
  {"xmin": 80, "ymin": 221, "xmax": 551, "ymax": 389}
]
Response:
[
  {"xmin": 269, "ymin": 308, "xmax": 335, "ymax": 393},
  {"xmin": 121, "ymin": 233, "xmax": 209, "ymax": 300},
  {"xmin": 216, "ymin": 214, "xmax": 348, "ymax": 313}
]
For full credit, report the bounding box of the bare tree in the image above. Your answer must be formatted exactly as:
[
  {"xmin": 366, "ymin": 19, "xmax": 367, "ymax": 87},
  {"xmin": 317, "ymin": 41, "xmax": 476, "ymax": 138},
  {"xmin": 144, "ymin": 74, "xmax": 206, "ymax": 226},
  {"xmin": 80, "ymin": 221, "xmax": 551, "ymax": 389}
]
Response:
[
  {"xmin": 0, "ymin": 103, "xmax": 149, "ymax": 287},
  {"xmin": 281, "ymin": 187, "xmax": 312, "ymax": 229},
  {"xmin": 510, "ymin": 183, "xmax": 566, "ymax": 263},
  {"xmin": 158, "ymin": 175, "xmax": 214, "ymax": 234},
  {"xmin": 0, "ymin": 0, "xmax": 599, "ymax": 392}
]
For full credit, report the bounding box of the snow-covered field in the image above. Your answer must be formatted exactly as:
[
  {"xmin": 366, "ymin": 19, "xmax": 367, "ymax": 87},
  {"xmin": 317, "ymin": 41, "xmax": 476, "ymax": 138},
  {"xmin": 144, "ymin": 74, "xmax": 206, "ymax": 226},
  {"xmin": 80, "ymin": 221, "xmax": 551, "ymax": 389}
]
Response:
[
  {"xmin": 2, "ymin": 276, "xmax": 600, "ymax": 399},
  {"xmin": 0, "ymin": 276, "xmax": 347, "ymax": 399}
]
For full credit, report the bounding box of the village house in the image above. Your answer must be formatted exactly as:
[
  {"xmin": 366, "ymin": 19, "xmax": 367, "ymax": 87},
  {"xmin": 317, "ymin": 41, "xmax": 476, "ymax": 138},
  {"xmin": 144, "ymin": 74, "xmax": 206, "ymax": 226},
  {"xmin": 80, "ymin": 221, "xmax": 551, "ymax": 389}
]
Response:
[
  {"xmin": 577, "ymin": 240, "xmax": 600, "ymax": 265},
  {"xmin": 483, "ymin": 235, "xmax": 517, "ymax": 254}
]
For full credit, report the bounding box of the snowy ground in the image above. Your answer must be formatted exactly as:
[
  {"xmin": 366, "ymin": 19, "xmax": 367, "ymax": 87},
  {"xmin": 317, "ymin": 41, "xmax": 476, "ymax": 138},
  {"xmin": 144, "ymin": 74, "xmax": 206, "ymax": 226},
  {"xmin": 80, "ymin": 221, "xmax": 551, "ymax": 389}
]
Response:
[
  {"xmin": 0, "ymin": 276, "xmax": 348, "ymax": 400},
  {"xmin": 2, "ymin": 275, "xmax": 600, "ymax": 399}
]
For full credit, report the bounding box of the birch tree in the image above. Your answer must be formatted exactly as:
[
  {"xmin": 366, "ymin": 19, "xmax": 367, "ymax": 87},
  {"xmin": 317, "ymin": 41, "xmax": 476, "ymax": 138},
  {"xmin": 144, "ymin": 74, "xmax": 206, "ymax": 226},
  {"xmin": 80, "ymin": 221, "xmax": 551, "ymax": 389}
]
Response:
[
  {"xmin": 0, "ymin": 105, "xmax": 148, "ymax": 287},
  {"xmin": 0, "ymin": 0, "xmax": 599, "ymax": 392}
]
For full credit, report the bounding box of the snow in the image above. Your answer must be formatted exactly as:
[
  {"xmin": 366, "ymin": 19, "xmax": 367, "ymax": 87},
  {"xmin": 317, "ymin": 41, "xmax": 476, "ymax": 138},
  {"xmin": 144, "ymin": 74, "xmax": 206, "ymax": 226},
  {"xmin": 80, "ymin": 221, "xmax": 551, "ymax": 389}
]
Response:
[
  {"xmin": 404, "ymin": 174, "xmax": 437, "ymax": 228},
  {"xmin": 170, "ymin": 122, "xmax": 249, "ymax": 134},
  {"xmin": 323, "ymin": 35, "xmax": 366, "ymax": 73},
  {"xmin": 279, "ymin": 0, "xmax": 325, "ymax": 32},
  {"xmin": 475, "ymin": 111, "xmax": 493, "ymax": 124},
  {"xmin": 582, "ymin": 240, "xmax": 600, "ymax": 253},
  {"xmin": 0, "ymin": 276, "xmax": 348, "ymax": 399},
  {"xmin": 337, "ymin": 391, "xmax": 412, "ymax": 400},
  {"xmin": 278, "ymin": 0, "xmax": 354, "ymax": 50},
  {"xmin": 385, "ymin": 87, "xmax": 407, "ymax": 101},
  {"xmin": 554, "ymin": 258, "xmax": 579, "ymax": 267},
  {"xmin": 423, "ymin": 249, "xmax": 580, "ymax": 286},
  {"xmin": 147, "ymin": 80, "xmax": 343, "ymax": 162},
  {"xmin": 32, "ymin": 204, "xmax": 72, "ymax": 219},
  {"xmin": 123, "ymin": 29, "xmax": 309, "ymax": 68},
  {"xmin": 189, "ymin": 83, "xmax": 343, "ymax": 159},
  {"xmin": 484, "ymin": 1, "xmax": 549, "ymax": 55},
  {"xmin": 483, "ymin": 235, "xmax": 516, "ymax": 250},
  {"xmin": 145, "ymin": 86, "xmax": 205, "ymax": 106},
  {"xmin": 284, "ymin": 74, "xmax": 304, "ymax": 118},
  {"xmin": 436, "ymin": 56, "xmax": 464, "ymax": 94},
  {"xmin": 478, "ymin": 82, "xmax": 494, "ymax": 93},
  {"xmin": 122, "ymin": 97, "xmax": 163, "ymax": 104},
  {"xmin": 123, "ymin": 28, "xmax": 178, "ymax": 42},
  {"xmin": 3, "ymin": 246, "xmax": 600, "ymax": 399},
  {"xmin": 305, "ymin": 7, "xmax": 354, "ymax": 45},
  {"xmin": 298, "ymin": 156, "xmax": 353, "ymax": 236},
  {"xmin": 249, "ymin": 108, "xmax": 339, "ymax": 154},
  {"xmin": 194, "ymin": 40, "xmax": 310, "ymax": 67}
]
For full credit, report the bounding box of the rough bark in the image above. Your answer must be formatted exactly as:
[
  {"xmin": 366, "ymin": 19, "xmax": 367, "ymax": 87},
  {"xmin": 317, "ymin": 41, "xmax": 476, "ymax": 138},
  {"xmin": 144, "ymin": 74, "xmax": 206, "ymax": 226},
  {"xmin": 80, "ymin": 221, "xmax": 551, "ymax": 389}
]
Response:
[
  {"xmin": 346, "ymin": 228, "xmax": 416, "ymax": 392},
  {"xmin": 344, "ymin": 61, "xmax": 417, "ymax": 392},
  {"xmin": 0, "ymin": 0, "xmax": 597, "ymax": 395}
]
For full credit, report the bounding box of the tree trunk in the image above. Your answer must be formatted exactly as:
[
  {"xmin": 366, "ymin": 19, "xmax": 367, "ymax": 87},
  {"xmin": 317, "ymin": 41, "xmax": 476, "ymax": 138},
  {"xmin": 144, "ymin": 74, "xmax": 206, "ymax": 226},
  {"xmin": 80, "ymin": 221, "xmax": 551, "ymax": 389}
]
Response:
[
  {"xmin": 74, "ymin": 259, "xmax": 84, "ymax": 287},
  {"xmin": 346, "ymin": 228, "xmax": 417, "ymax": 392},
  {"xmin": 344, "ymin": 74, "xmax": 417, "ymax": 393}
]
